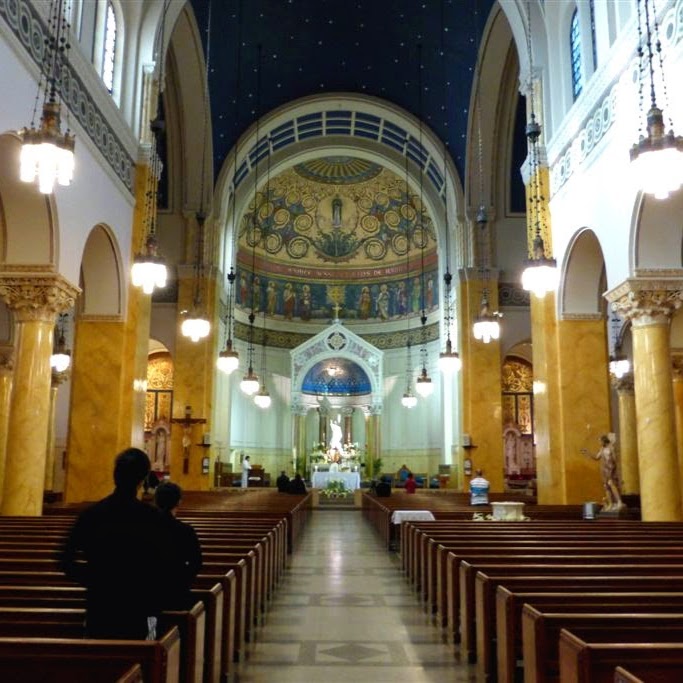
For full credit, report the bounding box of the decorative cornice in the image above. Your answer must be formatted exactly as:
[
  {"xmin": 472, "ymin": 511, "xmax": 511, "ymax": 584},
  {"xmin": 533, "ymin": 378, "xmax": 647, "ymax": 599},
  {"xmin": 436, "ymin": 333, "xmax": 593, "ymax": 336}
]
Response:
[
  {"xmin": 606, "ymin": 278, "xmax": 683, "ymax": 326},
  {"xmin": 0, "ymin": 0, "xmax": 135, "ymax": 192},
  {"xmin": 78, "ymin": 314, "xmax": 123, "ymax": 323},
  {"xmin": 0, "ymin": 273, "xmax": 80, "ymax": 323},
  {"xmin": 612, "ymin": 373, "xmax": 634, "ymax": 392},
  {"xmin": 560, "ymin": 312, "xmax": 604, "ymax": 321}
]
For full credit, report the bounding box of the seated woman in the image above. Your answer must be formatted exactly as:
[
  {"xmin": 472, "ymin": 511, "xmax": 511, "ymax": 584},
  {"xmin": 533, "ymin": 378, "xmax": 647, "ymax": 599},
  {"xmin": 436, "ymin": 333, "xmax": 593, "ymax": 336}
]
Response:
[{"xmin": 397, "ymin": 464, "xmax": 412, "ymax": 486}]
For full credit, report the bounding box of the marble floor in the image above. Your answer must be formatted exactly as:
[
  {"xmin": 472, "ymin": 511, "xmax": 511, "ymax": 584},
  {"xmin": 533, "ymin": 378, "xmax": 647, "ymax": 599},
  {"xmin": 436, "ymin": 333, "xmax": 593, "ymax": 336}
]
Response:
[{"xmin": 235, "ymin": 509, "xmax": 475, "ymax": 682}]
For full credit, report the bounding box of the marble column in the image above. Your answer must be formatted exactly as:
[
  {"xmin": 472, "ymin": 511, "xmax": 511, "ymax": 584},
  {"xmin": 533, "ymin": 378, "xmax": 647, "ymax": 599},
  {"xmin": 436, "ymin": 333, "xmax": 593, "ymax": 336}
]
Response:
[
  {"xmin": 44, "ymin": 369, "xmax": 69, "ymax": 492},
  {"xmin": 365, "ymin": 406, "xmax": 382, "ymax": 479},
  {"xmin": 609, "ymin": 281, "xmax": 682, "ymax": 521},
  {"xmin": 613, "ymin": 373, "xmax": 639, "ymax": 495},
  {"xmin": 292, "ymin": 404, "xmax": 308, "ymax": 477},
  {"xmin": 0, "ymin": 275, "xmax": 79, "ymax": 515},
  {"xmin": 672, "ymin": 356, "xmax": 683, "ymax": 499},
  {"xmin": 342, "ymin": 407, "xmax": 354, "ymax": 445},
  {"xmin": 0, "ymin": 353, "xmax": 14, "ymax": 507},
  {"xmin": 457, "ymin": 268, "xmax": 504, "ymax": 492}
]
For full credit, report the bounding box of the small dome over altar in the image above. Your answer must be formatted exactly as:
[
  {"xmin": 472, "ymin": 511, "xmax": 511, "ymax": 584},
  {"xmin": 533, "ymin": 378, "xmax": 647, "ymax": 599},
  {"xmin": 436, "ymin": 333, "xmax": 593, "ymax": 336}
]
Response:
[{"xmin": 301, "ymin": 359, "xmax": 371, "ymax": 396}]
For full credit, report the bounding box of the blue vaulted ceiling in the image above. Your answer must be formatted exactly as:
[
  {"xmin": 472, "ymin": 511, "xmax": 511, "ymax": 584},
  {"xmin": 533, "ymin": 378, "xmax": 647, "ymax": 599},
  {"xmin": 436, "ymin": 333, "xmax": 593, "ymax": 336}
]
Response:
[{"xmin": 188, "ymin": 0, "xmax": 495, "ymax": 183}]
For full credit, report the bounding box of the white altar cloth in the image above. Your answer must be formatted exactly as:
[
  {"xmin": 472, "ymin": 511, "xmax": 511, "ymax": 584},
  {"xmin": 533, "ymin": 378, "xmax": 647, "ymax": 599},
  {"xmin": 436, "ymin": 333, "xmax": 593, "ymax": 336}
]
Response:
[
  {"xmin": 312, "ymin": 471, "xmax": 361, "ymax": 490},
  {"xmin": 390, "ymin": 510, "xmax": 436, "ymax": 524}
]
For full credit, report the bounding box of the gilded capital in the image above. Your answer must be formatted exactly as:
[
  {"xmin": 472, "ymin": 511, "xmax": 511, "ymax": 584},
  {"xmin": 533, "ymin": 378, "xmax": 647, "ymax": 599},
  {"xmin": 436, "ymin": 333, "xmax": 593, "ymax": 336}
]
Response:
[
  {"xmin": 0, "ymin": 273, "xmax": 81, "ymax": 323},
  {"xmin": 51, "ymin": 368, "xmax": 70, "ymax": 386},
  {"xmin": 612, "ymin": 372, "xmax": 634, "ymax": 393},
  {"xmin": 606, "ymin": 279, "xmax": 683, "ymax": 328}
]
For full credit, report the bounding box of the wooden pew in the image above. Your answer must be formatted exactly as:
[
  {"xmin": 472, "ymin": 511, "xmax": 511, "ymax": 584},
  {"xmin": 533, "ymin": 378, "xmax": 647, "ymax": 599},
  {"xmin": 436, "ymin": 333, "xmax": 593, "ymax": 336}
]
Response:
[
  {"xmin": 0, "ymin": 626, "xmax": 181, "ymax": 683},
  {"xmin": 0, "ymin": 605, "xmax": 204, "ymax": 683},
  {"xmin": 495, "ymin": 589, "xmax": 683, "ymax": 683},
  {"xmin": 558, "ymin": 630, "xmax": 683, "ymax": 683},
  {"xmin": 522, "ymin": 606, "xmax": 683, "ymax": 683},
  {"xmin": 459, "ymin": 560, "xmax": 683, "ymax": 663},
  {"xmin": 116, "ymin": 664, "xmax": 144, "ymax": 683}
]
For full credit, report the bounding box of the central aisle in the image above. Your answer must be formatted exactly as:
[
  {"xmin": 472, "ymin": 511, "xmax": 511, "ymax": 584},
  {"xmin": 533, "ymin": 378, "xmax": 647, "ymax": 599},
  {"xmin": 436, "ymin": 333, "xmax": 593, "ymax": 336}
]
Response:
[{"xmin": 236, "ymin": 509, "xmax": 475, "ymax": 682}]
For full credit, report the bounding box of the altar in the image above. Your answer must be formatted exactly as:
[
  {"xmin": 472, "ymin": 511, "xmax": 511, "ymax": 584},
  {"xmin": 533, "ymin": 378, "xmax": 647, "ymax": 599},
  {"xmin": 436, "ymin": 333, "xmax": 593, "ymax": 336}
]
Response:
[{"xmin": 311, "ymin": 471, "xmax": 361, "ymax": 490}]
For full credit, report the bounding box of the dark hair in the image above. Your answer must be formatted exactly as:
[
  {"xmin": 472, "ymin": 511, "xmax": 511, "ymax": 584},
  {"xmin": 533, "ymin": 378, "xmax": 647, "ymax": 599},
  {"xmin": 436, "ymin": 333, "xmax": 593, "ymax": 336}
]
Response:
[
  {"xmin": 475, "ymin": 469, "xmax": 483, "ymax": 477},
  {"xmin": 155, "ymin": 481, "xmax": 182, "ymax": 512},
  {"xmin": 113, "ymin": 448, "xmax": 150, "ymax": 490}
]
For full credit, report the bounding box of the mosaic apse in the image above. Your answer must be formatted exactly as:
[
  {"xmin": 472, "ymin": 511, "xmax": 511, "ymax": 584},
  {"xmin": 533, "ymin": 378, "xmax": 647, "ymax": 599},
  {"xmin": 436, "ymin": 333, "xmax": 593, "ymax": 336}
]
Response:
[{"xmin": 236, "ymin": 156, "xmax": 439, "ymax": 324}]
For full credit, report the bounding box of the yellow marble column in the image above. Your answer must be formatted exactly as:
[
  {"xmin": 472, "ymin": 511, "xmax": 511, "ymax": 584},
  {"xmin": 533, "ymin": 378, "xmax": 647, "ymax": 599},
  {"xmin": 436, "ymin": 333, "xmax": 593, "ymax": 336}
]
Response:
[
  {"xmin": 458, "ymin": 268, "xmax": 503, "ymax": 492},
  {"xmin": 44, "ymin": 369, "xmax": 69, "ymax": 492},
  {"xmin": 365, "ymin": 408, "xmax": 381, "ymax": 479},
  {"xmin": 528, "ymin": 292, "xmax": 563, "ymax": 503},
  {"xmin": 0, "ymin": 275, "xmax": 79, "ymax": 515},
  {"xmin": 613, "ymin": 373, "xmax": 639, "ymax": 495},
  {"xmin": 609, "ymin": 281, "xmax": 682, "ymax": 521},
  {"xmin": 170, "ymin": 261, "xmax": 217, "ymax": 490},
  {"xmin": 556, "ymin": 317, "xmax": 611, "ymax": 504},
  {"xmin": 0, "ymin": 353, "xmax": 13, "ymax": 507},
  {"xmin": 672, "ymin": 356, "xmax": 683, "ymax": 499}
]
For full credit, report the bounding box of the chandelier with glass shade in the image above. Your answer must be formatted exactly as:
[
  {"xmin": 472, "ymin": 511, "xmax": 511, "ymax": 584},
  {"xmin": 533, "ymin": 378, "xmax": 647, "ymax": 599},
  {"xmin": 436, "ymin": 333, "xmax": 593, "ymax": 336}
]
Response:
[
  {"xmin": 217, "ymin": 268, "xmax": 240, "ymax": 374},
  {"xmin": 629, "ymin": 0, "xmax": 683, "ymax": 199},
  {"xmin": 401, "ymin": 340, "xmax": 418, "ymax": 408},
  {"xmin": 19, "ymin": 0, "xmax": 75, "ymax": 194},
  {"xmin": 608, "ymin": 314, "xmax": 630, "ymax": 379},
  {"xmin": 520, "ymin": 5, "xmax": 558, "ymax": 299}
]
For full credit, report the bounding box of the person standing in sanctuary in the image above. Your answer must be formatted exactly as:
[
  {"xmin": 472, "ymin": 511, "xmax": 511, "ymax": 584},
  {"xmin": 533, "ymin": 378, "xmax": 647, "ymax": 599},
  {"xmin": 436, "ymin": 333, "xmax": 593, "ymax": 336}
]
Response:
[
  {"xmin": 60, "ymin": 448, "xmax": 168, "ymax": 639},
  {"xmin": 404, "ymin": 472, "xmax": 417, "ymax": 494},
  {"xmin": 154, "ymin": 482, "xmax": 203, "ymax": 610},
  {"xmin": 241, "ymin": 454, "xmax": 252, "ymax": 489},
  {"xmin": 470, "ymin": 470, "xmax": 490, "ymax": 505}
]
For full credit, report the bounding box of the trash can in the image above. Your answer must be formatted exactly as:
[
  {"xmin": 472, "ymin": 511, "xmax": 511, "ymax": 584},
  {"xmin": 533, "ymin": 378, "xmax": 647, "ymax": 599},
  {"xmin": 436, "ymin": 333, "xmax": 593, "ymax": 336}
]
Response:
[{"xmin": 583, "ymin": 501, "xmax": 599, "ymax": 519}]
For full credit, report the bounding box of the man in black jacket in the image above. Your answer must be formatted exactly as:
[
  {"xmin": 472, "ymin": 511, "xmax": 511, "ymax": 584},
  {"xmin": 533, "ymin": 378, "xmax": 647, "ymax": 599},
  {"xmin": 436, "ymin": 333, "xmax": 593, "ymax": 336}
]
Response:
[{"xmin": 60, "ymin": 448, "xmax": 169, "ymax": 639}]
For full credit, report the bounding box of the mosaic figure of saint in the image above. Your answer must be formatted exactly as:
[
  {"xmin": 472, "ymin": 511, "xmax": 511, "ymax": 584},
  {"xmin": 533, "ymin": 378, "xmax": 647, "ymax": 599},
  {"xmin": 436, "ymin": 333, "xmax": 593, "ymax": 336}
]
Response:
[
  {"xmin": 283, "ymin": 283, "xmax": 295, "ymax": 320},
  {"xmin": 358, "ymin": 286, "xmax": 372, "ymax": 320},
  {"xmin": 266, "ymin": 281, "xmax": 277, "ymax": 316},
  {"xmin": 300, "ymin": 284, "xmax": 312, "ymax": 321},
  {"xmin": 376, "ymin": 284, "xmax": 389, "ymax": 320}
]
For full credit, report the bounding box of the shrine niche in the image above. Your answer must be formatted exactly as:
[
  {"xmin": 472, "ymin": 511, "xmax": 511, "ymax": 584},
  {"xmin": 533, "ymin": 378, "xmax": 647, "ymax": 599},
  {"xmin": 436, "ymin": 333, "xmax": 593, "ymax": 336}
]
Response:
[
  {"xmin": 144, "ymin": 350, "xmax": 174, "ymax": 473},
  {"xmin": 501, "ymin": 356, "xmax": 535, "ymax": 488}
]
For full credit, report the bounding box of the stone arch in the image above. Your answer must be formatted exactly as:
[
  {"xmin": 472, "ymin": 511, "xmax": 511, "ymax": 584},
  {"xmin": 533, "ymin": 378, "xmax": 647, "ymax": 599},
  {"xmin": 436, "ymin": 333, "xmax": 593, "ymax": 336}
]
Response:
[
  {"xmin": 632, "ymin": 189, "xmax": 683, "ymax": 272},
  {"xmin": 213, "ymin": 93, "xmax": 464, "ymax": 283},
  {"xmin": 0, "ymin": 133, "xmax": 57, "ymax": 267},
  {"xmin": 79, "ymin": 224, "xmax": 124, "ymax": 317},
  {"xmin": 560, "ymin": 227, "xmax": 607, "ymax": 317}
]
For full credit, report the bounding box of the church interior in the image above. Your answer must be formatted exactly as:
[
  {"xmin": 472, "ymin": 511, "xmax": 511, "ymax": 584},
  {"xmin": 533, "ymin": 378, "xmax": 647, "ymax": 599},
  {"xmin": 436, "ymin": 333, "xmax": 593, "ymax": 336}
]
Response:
[{"xmin": 3, "ymin": 0, "xmax": 683, "ymax": 679}]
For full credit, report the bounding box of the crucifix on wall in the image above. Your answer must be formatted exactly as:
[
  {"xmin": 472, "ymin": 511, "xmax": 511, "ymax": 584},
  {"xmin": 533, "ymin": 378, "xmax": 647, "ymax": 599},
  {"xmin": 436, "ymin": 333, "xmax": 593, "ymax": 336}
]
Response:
[{"xmin": 171, "ymin": 405, "xmax": 206, "ymax": 474}]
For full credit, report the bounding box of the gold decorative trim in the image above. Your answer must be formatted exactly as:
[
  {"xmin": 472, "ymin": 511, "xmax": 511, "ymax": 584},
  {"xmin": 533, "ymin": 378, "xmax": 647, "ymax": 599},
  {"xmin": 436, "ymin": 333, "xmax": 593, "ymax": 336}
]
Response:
[
  {"xmin": 606, "ymin": 278, "xmax": 683, "ymax": 327},
  {"xmin": 0, "ymin": 264, "xmax": 56, "ymax": 273},
  {"xmin": 0, "ymin": 273, "xmax": 81, "ymax": 323}
]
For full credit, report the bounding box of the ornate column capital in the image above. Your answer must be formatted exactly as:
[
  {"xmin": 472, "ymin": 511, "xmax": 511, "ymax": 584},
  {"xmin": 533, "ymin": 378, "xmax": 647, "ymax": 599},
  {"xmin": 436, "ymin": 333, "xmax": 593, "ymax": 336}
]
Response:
[
  {"xmin": 0, "ymin": 273, "xmax": 80, "ymax": 323},
  {"xmin": 612, "ymin": 372, "xmax": 634, "ymax": 393},
  {"xmin": 606, "ymin": 278, "xmax": 683, "ymax": 328},
  {"xmin": 51, "ymin": 368, "xmax": 70, "ymax": 387},
  {"xmin": 0, "ymin": 350, "xmax": 13, "ymax": 375},
  {"xmin": 291, "ymin": 402, "xmax": 308, "ymax": 417}
]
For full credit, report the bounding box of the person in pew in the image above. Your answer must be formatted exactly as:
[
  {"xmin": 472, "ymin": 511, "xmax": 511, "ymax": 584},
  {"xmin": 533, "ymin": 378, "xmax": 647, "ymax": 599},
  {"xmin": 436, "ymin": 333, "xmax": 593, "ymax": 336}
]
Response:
[
  {"xmin": 404, "ymin": 472, "xmax": 417, "ymax": 494},
  {"xmin": 154, "ymin": 482, "xmax": 203, "ymax": 610},
  {"xmin": 276, "ymin": 471, "xmax": 290, "ymax": 493},
  {"xmin": 288, "ymin": 472, "xmax": 307, "ymax": 494},
  {"xmin": 470, "ymin": 469, "xmax": 490, "ymax": 505},
  {"xmin": 60, "ymin": 448, "xmax": 170, "ymax": 640}
]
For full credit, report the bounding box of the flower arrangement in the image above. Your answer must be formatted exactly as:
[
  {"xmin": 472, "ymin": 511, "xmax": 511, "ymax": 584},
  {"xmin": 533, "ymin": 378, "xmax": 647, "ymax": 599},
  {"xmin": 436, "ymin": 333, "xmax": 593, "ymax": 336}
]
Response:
[{"xmin": 320, "ymin": 480, "xmax": 351, "ymax": 498}]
